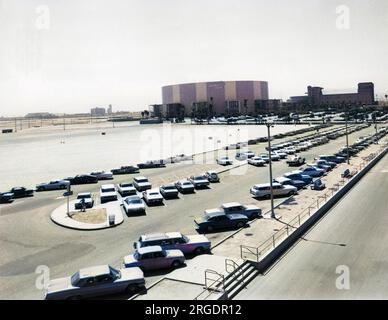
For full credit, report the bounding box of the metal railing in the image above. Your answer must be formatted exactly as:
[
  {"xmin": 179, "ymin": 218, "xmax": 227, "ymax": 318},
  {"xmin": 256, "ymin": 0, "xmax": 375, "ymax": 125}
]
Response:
[{"xmin": 240, "ymin": 146, "xmax": 387, "ymax": 263}]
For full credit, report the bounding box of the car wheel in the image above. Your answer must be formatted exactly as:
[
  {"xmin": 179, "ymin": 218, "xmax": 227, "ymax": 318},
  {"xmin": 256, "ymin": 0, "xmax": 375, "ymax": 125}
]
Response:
[
  {"xmin": 194, "ymin": 247, "xmax": 204, "ymax": 255},
  {"xmin": 237, "ymin": 222, "xmax": 244, "ymax": 228},
  {"xmin": 172, "ymin": 260, "xmax": 182, "ymax": 269}
]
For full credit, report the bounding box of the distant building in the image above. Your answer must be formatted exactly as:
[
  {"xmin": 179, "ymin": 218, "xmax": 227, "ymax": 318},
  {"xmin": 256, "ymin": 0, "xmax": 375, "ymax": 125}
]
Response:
[
  {"xmin": 162, "ymin": 80, "xmax": 269, "ymax": 116},
  {"xmin": 90, "ymin": 107, "xmax": 106, "ymax": 117},
  {"xmin": 107, "ymin": 105, "xmax": 113, "ymax": 115},
  {"xmin": 290, "ymin": 82, "xmax": 375, "ymax": 107},
  {"xmin": 24, "ymin": 112, "xmax": 56, "ymax": 119}
]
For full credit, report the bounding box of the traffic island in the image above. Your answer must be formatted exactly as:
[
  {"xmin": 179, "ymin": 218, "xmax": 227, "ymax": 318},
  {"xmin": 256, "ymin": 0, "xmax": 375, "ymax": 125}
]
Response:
[{"xmin": 50, "ymin": 200, "xmax": 124, "ymax": 230}]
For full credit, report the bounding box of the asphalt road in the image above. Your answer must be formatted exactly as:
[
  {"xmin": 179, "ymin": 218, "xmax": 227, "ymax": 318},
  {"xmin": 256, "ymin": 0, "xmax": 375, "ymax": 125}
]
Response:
[
  {"xmin": 0, "ymin": 124, "xmax": 375, "ymax": 299},
  {"xmin": 235, "ymin": 150, "xmax": 388, "ymax": 300}
]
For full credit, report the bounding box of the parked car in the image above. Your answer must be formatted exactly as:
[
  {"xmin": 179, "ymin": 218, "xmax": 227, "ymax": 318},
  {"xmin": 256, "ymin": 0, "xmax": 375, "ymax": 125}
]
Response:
[
  {"xmin": 286, "ymin": 155, "xmax": 306, "ymax": 167},
  {"xmin": 0, "ymin": 192, "xmax": 14, "ymax": 203},
  {"xmin": 220, "ymin": 202, "xmax": 262, "ymax": 219},
  {"xmin": 285, "ymin": 147, "xmax": 296, "ymax": 154},
  {"xmin": 195, "ymin": 210, "xmax": 249, "ymax": 232},
  {"xmin": 314, "ymin": 160, "xmax": 332, "ymax": 172},
  {"xmin": 123, "ymin": 246, "xmax": 185, "ymax": 271},
  {"xmin": 90, "ymin": 171, "xmax": 113, "ymax": 180},
  {"xmin": 274, "ymin": 150, "xmax": 288, "ymax": 159},
  {"xmin": 122, "ymin": 195, "xmax": 146, "ymax": 214},
  {"xmin": 250, "ymin": 183, "xmax": 297, "ymax": 199},
  {"xmin": 274, "ymin": 177, "xmax": 307, "ymax": 190},
  {"xmin": 300, "ymin": 166, "xmax": 325, "ymax": 178},
  {"xmin": 175, "ymin": 180, "xmax": 195, "ymax": 194},
  {"xmin": 235, "ymin": 151, "xmax": 255, "ymax": 160},
  {"xmin": 283, "ymin": 171, "xmax": 313, "ymax": 184},
  {"xmin": 8, "ymin": 187, "xmax": 34, "ymax": 198},
  {"xmin": 65, "ymin": 175, "xmax": 98, "ymax": 185},
  {"xmin": 258, "ymin": 153, "xmax": 270, "ymax": 163},
  {"xmin": 311, "ymin": 178, "xmax": 326, "ymax": 191},
  {"xmin": 74, "ymin": 193, "xmax": 94, "ymax": 210},
  {"xmin": 137, "ymin": 160, "xmax": 166, "ymax": 169},
  {"xmin": 36, "ymin": 180, "xmax": 70, "ymax": 191},
  {"xmin": 44, "ymin": 265, "xmax": 145, "ymax": 300},
  {"xmin": 111, "ymin": 166, "xmax": 139, "ymax": 175},
  {"xmin": 142, "ymin": 189, "xmax": 164, "ymax": 205},
  {"xmin": 117, "ymin": 183, "xmax": 136, "ymax": 197},
  {"xmin": 216, "ymin": 157, "xmax": 233, "ymax": 166},
  {"xmin": 205, "ymin": 171, "xmax": 220, "ymax": 183},
  {"xmin": 248, "ymin": 156, "xmax": 266, "ymax": 166},
  {"xmin": 100, "ymin": 184, "xmax": 118, "ymax": 203},
  {"xmin": 189, "ymin": 175, "xmax": 210, "ymax": 189},
  {"xmin": 134, "ymin": 232, "xmax": 211, "ymax": 255},
  {"xmin": 318, "ymin": 155, "xmax": 346, "ymax": 164},
  {"xmin": 159, "ymin": 184, "xmax": 179, "ymax": 199},
  {"xmin": 133, "ymin": 176, "xmax": 152, "ymax": 192}
]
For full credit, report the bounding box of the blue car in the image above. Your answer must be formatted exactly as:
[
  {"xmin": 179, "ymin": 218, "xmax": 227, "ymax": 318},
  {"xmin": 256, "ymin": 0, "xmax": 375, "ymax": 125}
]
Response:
[
  {"xmin": 300, "ymin": 166, "xmax": 325, "ymax": 178},
  {"xmin": 274, "ymin": 177, "xmax": 307, "ymax": 190},
  {"xmin": 284, "ymin": 172, "xmax": 313, "ymax": 185}
]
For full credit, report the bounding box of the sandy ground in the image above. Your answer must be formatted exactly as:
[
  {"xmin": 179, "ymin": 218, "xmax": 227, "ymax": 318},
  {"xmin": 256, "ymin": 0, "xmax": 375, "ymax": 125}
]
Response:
[{"xmin": 70, "ymin": 208, "xmax": 107, "ymax": 224}]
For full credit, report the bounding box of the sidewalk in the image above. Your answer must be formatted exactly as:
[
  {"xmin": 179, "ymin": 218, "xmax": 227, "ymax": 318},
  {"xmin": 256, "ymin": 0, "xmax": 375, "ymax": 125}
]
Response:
[{"xmin": 50, "ymin": 200, "xmax": 124, "ymax": 230}]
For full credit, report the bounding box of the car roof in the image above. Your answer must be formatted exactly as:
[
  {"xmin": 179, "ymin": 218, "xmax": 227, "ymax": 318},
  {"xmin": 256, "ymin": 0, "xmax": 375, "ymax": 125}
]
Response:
[
  {"xmin": 79, "ymin": 265, "xmax": 110, "ymax": 278},
  {"xmin": 161, "ymin": 184, "xmax": 176, "ymax": 188},
  {"xmin": 141, "ymin": 232, "xmax": 182, "ymax": 242},
  {"xmin": 254, "ymin": 182, "xmax": 282, "ymax": 188},
  {"xmin": 125, "ymin": 195, "xmax": 141, "ymax": 200},
  {"xmin": 135, "ymin": 176, "xmax": 147, "ymax": 180},
  {"xmin": 101, "ymin": 184, "xmax": 115, "ymax": 188},
  {"xmin": 206, "ymin": 170, "xmax": 217, "ymax": 174},
  {"xmin": 78, "ymin": 192, "xmax": 91, "ymax": 196},
  {"xmin": 222, "ymin": 202, "xmax": 242, "ymax": 209},
  {"xmin": 205, "ymin": 210, "xmax": 226, "ymax": 217},
  {"xmin": 275, "ymin": 177, "xmax": 290, "ymax": 182},
  {"xmin": 138, "ymin": 246, "xmax": 163, "ymax": 255}
]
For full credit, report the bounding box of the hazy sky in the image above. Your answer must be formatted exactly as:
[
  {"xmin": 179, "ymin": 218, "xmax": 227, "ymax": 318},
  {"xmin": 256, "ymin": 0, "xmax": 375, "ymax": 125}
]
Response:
[{"xmin": 0, "ymin": 0, "xmax": 387, "ymax": 116}]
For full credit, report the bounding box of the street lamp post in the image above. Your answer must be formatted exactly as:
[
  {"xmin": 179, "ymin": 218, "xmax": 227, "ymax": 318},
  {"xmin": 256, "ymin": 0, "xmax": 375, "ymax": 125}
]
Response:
[
  {"xmin": 345, "ymin": 106, "xmax": 350, "ymax": 165},
  {"xmin": 266, "ymin": 122, "xmax": 275, "ymax": 219}
]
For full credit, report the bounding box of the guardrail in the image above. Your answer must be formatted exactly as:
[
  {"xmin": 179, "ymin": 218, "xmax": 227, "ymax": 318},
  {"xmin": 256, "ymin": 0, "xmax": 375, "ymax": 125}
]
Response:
[{"xmin": 240, "ymin": 146, "xmax": 387, "ymax": 263}]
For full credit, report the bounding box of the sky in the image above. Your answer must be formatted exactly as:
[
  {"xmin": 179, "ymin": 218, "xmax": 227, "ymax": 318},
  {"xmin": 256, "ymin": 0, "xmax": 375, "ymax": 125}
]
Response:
[{"xmin": 0, "ymin": 0, "xmax": 387, "ymax": 116}]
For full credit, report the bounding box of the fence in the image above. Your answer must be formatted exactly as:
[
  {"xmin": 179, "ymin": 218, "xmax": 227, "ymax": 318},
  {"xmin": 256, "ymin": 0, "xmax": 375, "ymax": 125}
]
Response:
[{"xmin": 240, "ymin": 146, "xmax": 387, "ymax": 263}]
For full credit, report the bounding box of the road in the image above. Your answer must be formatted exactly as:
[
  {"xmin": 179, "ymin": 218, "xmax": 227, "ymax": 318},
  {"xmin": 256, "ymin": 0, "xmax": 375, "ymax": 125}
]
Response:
[
  {"xmin": 0, "ymin": 124, "xmax": 375, "ymax": 299},
  {"xmin": 235, "ymin": 150, "xmax": 388, "ymax": 300}
]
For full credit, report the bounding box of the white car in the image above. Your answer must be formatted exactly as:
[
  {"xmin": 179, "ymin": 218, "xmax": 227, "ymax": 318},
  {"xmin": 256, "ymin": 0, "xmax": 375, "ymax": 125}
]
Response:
[
  {"xmin": 250, "ymin": 183, "xmax": 297, "ymax": 199},
  {"xmin": 133, "ymin": 176, "xmax": 152, "ymax": 192},
  {"xmin": 248, "ymin": 156, "xmax": 266, "ymax": 166},
  {"xmin": 44, "ymin": 265, "xmax": 145, "ymax": 300},
  {"xmin": 274, "ymin": 150, "xmax": 288, "ymax": 159},
  {"xmin": 235, "ymin": 151, "xmax": 255, "ymax": 160},
  {"xmin": 117, "ymin": 183, "xmax": 136, "ymax": 197},
  {"xmin": 216, "ymin": 157, "xmax": 233, "ymax": 166},
  {"xmin": 189, "ymin": 175, "xmax": 210, "ymax": 188},
  {"xmin": 122, "ymin": 195, "xmax": 146, "ymax": 214},
  {"xmin": 36, "ymin": 180, "xmax": 70, "ymax": 191},
  {"xmin": 142, "ymin": 189, "xmax": 164, "ymax": 205},
  {"xmin": 90, "ymin": 171, "xmax": 113, "ymax": 180},
  {"xmin": 285, "ymin": 147, "xmax": 296, "ymax": 154},
  {"xmin": 100, "ymin": 184, "xmax": 118, "ymax": 203}
]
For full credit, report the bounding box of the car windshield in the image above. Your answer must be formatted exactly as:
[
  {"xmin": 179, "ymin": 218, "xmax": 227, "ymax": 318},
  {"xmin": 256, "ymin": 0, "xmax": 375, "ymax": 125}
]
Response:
[
  {"xmin": 182, "ymin": 182, "xmax": 191, "ymax": 186},
  {"xmin": 195, "ymin": 176, "xmax": 205, "ymax": 180},
  {"xmin": 71, "ymin": 272, "xmax": 80, "ymax": 286},
  {"xmin": 137, "ymin": 179, "xmax": 148, "ymax": 183},
  {"xmin": 77, "ymin": 194, "xmax": 91, "ymax": 199},
  {"xmin": 149, "ymin": 192, "xmax": 159, "ymax": 196},
  {"xmin": 109, "ymin": 266, "xmax": 121, "ymax": 279},
  {"xmin": 164, "ymin": 186, "xmax": 176, "ymax": 190},
  {"xmin": 182, "ymin": 235, "xmax": 189, "ymax": 243},
  {"xmin": 127, "ymin": 198, "xmax": 142, "ymax": 204},
  {"xmin": 102, "ymin": 188, "xmax": 115, "ymax": 193},
  {"xmin": 121, "ymin": 183, "xmax": 133, "ymax": 187}
]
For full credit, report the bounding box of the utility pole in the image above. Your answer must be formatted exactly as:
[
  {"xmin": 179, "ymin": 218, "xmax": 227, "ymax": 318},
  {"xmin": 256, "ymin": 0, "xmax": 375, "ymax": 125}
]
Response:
[
  {"xmin": 266, "ymin": 122, "xmax": 276, "ymax": 219},
  {"xmin": 345, "ymin": 105, "xmax": 350, "ymax": 165}
]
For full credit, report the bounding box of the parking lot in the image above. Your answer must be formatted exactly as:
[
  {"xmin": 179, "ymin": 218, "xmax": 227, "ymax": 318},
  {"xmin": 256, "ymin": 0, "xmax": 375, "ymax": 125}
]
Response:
[{"xmin": 0, "ymin": 123, "xmax": 382, "ymax": 299}]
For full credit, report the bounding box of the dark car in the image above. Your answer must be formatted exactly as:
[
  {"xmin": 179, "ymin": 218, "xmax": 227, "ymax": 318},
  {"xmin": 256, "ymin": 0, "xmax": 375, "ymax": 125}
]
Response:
[
  {"xmin": 274, "ymin": 177, "xmax": 307, "ymax": 190},
  {"xmin": 111, "ymin": 166, "xmax": 140, "ymax": 175},
  {"xmin": 318, "ymin": 155, "xmax": 346, "ymax": 164},
  {"xmin": 194, "ymin": 210, "xmax": 248, "ymax": 233},
  {"xmin": 137, "ymin": 160, "xmax": 166, "ymax": 169},
  {"xmin": 283, "ymin": 172, "xmax": 313, "ymax": 185},
  {"xmin": 0, "ymin": 192, "xmax": 14, "ymax": 203},
  {"xmin": 159, "ymin": 184, "xmax": 179, "ymax": 199},
  {"xmin": 65, "ymin": 175, "xmax": 98, "ymax": 185},
  {"xmin": 8, "ymin": 187, "xmax": 34, "ymax": 198}
]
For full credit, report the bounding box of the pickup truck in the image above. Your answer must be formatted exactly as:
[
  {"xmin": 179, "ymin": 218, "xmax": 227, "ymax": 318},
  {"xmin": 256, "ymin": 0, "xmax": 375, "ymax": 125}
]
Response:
[
  {"xmin": 286, "ymin": 156, "xmax": 306, "ymax": 167},
  {"xmin": 220, "ymin": 202, "xmax": 262, "ymax": 219}
]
